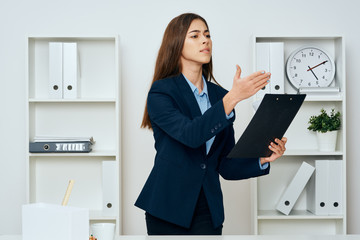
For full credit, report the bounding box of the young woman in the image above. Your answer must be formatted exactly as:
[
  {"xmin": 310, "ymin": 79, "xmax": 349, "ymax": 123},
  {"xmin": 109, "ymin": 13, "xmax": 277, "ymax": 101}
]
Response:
[{"xmin": 135, "ymin": 13, "xmax": 287, "ymax": 235}]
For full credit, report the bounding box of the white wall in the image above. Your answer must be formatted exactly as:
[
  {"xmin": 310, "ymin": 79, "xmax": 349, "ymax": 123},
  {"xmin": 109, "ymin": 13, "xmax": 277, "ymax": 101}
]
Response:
[{"xmin": 1, "ymin": 0, "xmax": 360, "ymax": 235}]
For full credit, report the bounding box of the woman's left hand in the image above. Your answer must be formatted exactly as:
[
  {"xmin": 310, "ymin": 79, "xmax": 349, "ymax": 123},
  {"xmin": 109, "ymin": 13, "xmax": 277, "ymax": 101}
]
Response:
[{"xmin": 260, "ymin": 137, "xmax": 287, "ymax": 165}]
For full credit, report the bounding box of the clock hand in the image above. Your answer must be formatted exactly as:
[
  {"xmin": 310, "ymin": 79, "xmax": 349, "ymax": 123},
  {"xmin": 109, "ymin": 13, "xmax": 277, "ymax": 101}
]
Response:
[
  {"xmin": 308, "ymin": 66, "xmax": 318, "ymax": 80},
  {"xmin": 307, "ymin": 60, "xmax": 328, "ymax": 71}
]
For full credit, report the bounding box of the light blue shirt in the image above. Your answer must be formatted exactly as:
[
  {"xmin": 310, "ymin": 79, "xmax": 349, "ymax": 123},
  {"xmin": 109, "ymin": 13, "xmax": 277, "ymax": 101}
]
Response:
[{"xmin": 183, "ymin": 74, "xmax": 268, "ymax": 170}]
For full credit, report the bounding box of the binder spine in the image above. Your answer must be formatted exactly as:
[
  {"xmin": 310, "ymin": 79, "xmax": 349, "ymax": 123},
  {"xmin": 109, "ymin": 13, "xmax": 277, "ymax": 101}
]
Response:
[
  {"xmin": 63, "ymin": 42, "xmax": 78, "ymax": 99},
  {"xmin": 328, "ymin": 160, "xmax": 343, "ymax": 215},
  {"xmin": 269, "ymin": 42, "xmax": 284, "ymax": 94},
  {"xmin": 307, "ymin": 160, "xmax": 329, "ymax": 215},
  {"xmin": 255, "ymin": 43, "xmax": 270, "ymax": 100},
  {"xmin": 276, "ymin": 162, "xmax": 315, "ymax": 215},
  {"xmin": 49, "ymin": 42, "xmax": 63, "ymax": 99},
  {"xmin": 102, "ymin": 161, "xmax": 118, "ymax": 216},
  {"xmin": 29, "ymin": 141, "xmax": 92, "ymax": 153}
]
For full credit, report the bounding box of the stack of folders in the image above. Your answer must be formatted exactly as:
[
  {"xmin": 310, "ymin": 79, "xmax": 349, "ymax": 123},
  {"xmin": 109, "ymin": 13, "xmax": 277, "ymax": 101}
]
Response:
[
  {"xmin": 29, "ymin": 136, "xmax": 95, "ymax": 153},
  {"xmin": 306, "ymin": 160, "xmax": 343, "ymax": 215}
]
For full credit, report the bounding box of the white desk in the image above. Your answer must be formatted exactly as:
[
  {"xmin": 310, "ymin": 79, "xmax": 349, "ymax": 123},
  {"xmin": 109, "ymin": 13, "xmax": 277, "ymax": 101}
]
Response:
[{"xmin": 1, "ymin": 235, "xmax": 360, "ymax": 240}]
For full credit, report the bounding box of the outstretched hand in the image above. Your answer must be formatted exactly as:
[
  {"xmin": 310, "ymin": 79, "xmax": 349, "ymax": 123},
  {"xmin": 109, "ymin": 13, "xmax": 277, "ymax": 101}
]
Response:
[
  {"xmin": 260, "ymin": 137, "xmax": 287, "ymax": 165},
  {"xmin": 231, "ymin": 65, "xmax": 271, "ymax": 102},
  {"xmin": 223, "ymin": 65, "xmax": 271, "ymax": 115}
]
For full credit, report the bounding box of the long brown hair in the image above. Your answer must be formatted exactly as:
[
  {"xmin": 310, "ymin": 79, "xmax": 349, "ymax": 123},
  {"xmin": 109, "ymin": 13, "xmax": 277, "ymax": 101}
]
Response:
[{"xmin": 141, "ymin": 13, "xmax": 217, "ymax": 129}]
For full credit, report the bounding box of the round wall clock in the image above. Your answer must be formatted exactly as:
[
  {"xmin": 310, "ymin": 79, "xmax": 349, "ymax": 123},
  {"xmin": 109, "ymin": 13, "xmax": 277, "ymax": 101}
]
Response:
[{"xmin": 286, "ymin": 46, "xmax": 335, "ymax": 89}]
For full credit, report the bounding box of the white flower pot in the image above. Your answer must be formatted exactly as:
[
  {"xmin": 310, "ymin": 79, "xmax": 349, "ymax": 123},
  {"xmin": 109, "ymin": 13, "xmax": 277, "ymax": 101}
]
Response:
[{"xmin": 316, "ymin": 131, "xmax": 338, "ymax": 152}]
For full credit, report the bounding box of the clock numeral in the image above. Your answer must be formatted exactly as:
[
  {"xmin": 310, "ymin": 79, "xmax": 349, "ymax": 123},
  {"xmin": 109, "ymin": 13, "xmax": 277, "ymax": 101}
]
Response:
[
  {"xmin": 308, "ymin": 82, "xmax": 311, "ymax": 87},
  {"xmin": 309, "ymin": 52, "xmax": 314, "ymax": 57},
  {"xmin": 302, "ymin": 53, "xmax": 306, "ymax": 58},
  {"xmin": 295, "ymin": 59, "xmax": 301, "ymax": 63}
]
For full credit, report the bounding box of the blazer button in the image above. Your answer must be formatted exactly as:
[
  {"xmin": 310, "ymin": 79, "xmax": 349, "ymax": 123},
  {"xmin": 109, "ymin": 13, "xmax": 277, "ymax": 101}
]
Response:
[
  {"xmin": 211, "ymin": 129, "xmax": 215, "ymax": 133},
  {"xmin": 200, "ymin": 163, "xmax": 206, "ymax": 170},
  {"xmin": 214, "ymin": 126, "xmax": 218, "ymax": 130}
]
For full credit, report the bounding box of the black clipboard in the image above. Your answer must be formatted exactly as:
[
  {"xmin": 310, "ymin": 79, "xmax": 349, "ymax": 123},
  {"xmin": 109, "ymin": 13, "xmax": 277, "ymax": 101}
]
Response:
[{"xmin": 227, "ymin": 94, "xmax": 306, "ymax": 158}]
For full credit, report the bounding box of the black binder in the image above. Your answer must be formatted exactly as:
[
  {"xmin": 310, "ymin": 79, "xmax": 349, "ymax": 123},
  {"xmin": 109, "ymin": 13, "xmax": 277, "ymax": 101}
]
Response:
[{"xmin": 227, "ymin": 94, "xmax": 306, "ymax": 158}]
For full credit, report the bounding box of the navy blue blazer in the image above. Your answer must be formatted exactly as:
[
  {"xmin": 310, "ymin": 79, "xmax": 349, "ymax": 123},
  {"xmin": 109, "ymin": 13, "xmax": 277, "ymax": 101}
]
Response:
[{"xmin": 135, "ymin": 74, "xmax": 270, "ymax": 229}]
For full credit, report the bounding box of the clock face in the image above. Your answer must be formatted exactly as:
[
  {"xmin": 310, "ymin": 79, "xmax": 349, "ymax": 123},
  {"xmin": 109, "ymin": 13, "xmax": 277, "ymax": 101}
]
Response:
[{"xmin": 286, "ymin": 46, "xmax": 335, "ymax": 89}]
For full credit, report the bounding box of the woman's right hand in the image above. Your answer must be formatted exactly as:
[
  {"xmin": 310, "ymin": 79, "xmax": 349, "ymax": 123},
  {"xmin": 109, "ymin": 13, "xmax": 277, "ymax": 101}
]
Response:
[{"xmin": 223, "ymin": 65, "xmax": 271, "ymax": 115}]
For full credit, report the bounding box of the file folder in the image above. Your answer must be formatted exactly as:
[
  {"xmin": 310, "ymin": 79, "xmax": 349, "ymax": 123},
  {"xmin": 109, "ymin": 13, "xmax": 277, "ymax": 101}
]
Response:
[
  {"xmin": 255, "ymin": 43, "xmax": 270, "ymax": 100},
  {"xmin": 49, "ymin": 42, "xmax": 63, "ymax": 99},
  {"xmin": 307, "ymin": 160, "xmax": 329, "ymax": 215},
  {"xmin": 328, "ymin": 160, "xmax": 342, "ymax": 215},
  {"xmin": 276, "ymin": 161, "xmax": 315, "ymax": 215},
  {"xmin": 328, "ymin": 160, "xmax": 343, "ymax": 215},
  {"xmin": 63, "ymin": 42, "xmax": 78, "ymax": 99},
  {"xmin": 227, "ymin": 94, "xmax": 305, "ymax": 158},
  {"xmin": 102, "ymin": 161, "xmax": 118, "ymax": 216},
  {"xmin": 269, "ymin": 42, "xmax": 284, "ymax": 94}
]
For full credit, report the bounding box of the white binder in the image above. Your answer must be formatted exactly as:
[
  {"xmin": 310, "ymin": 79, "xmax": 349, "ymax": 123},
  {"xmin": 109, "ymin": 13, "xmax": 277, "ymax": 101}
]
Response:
[
  {"xmin": 49, "ymin": 42, "xmax": 63, "ymax": 99},
  {"xmin": 307, "ymin": 160, "xmax": 329, "ymax": 215},
  {"xmin": 276, "ymin": 162, "xmax": 315, "ymax": 215},
  {"xmin": 328, "ymin": 160, "xmax": 343, "ymax": 215},
  {"xmin": 269, "ymin": 42, "xmax": 284, "ymax": 94},
  {"xmin": 255, "ymin": 43, "xmax": 270, "ymax": 100},
  {"xmin": 102, "ymin": 161, "xmax": 118, "ymax": 216},
  {"xmin": 63, "ymin": 43, "xmax": 78, "ymax": 99}
]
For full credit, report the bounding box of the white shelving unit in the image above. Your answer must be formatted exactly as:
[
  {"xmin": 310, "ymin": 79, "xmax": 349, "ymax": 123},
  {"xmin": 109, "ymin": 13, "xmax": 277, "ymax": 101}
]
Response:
[
  {"xmin": 251, "ymin": 36, "xmax": 346, "ymax": 235},
  {"xmin": 25, "ymin": 36, "xmax": 121, "ymax": 234}
]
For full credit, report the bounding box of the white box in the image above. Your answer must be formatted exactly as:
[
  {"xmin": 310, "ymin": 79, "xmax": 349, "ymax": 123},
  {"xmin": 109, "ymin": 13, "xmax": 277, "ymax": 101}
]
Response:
[
  {"xmin": 276, "ymin": 162, "xmax": 315, "ymax": 215},
  {"xmin": 22, "ymin": 203, "xmax": 89, "ymax": 240}
]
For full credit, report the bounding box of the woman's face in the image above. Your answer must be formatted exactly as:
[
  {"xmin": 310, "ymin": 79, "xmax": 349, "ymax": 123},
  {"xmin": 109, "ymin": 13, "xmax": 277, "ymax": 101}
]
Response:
[{"xmin": 180, "ymin": 19, "xmax": 212, "ymax": 68}]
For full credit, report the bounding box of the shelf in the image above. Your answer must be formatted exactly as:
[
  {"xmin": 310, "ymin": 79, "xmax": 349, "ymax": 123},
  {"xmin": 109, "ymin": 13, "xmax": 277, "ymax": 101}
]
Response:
[
  {"xmin": 304, "ymin": 95, "xmax": 343, "ymax": 102},
  {"xmin": 90, "ymin": 210, "xmax": 117, "ymax": 221},
  {"xmin": 29, "ymin": 150, "xmax": 117, "ymax": 157},
  {"xmin": 284, "ymin": 150, "xmax": 343, "ymax": 156},
  {"xmin": 29, "ymin": 98, "xmax": 116, "ymax": 103},
  {"xmin": 258, "ymin": 210, "xmax": 343, "ymax": 220}
]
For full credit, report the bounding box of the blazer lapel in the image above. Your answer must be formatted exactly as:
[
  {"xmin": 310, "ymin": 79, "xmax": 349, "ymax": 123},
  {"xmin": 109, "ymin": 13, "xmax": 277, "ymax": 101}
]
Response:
[
  {"xmin": 207, "ymin": 81, "xmax": 221, "ymax": 107},
  {"xmin": 174, "ymin": 74, "xmax": 202, "ymax": 119},
  {"xmin": 173, "ymin": 74, "xmax": 207, "ymax": 155}
]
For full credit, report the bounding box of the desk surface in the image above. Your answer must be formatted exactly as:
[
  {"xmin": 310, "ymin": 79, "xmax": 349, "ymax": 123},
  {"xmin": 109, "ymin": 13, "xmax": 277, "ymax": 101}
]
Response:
[{"xmin": 1, "ymin": 235, "xmax": 360, "ymax": 240}]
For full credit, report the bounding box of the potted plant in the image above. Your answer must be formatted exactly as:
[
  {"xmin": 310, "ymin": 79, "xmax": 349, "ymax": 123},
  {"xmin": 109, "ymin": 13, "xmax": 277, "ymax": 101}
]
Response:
[{"xmin": 308, "ymin": 108, "xmax": 341, "ymax": 151}]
